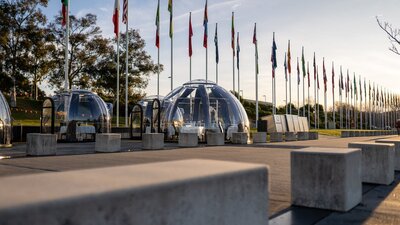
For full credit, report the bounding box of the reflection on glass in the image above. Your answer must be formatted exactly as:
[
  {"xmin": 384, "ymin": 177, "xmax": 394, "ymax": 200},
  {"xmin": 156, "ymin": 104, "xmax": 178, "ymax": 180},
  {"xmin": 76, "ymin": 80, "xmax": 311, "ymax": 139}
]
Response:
[
  {"xmin": 0, "ymin": 91, "xmax": 12, "ymax": 147},
  {"xmin": 160, "ymin": 79, "xmax": 250, "ymax": 141},
  {"xmin": 52, "ymin": 90, "xmax": 111, "ymax": 142}
]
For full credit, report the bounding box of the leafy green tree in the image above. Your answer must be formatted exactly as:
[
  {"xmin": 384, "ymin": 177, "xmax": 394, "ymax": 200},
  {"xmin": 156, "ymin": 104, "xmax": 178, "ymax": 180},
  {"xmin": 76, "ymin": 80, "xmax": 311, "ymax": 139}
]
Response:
[
  {"xmin": 0, "ymin": 0, "xmax": 48, "ymax": 94},
  {"xmin": 47, "ymin": 13, "xmax": 107, "ymax": 90},
  {"xmin": 91, "ymin": 29, "xmax": 162, "ymax": 105}
]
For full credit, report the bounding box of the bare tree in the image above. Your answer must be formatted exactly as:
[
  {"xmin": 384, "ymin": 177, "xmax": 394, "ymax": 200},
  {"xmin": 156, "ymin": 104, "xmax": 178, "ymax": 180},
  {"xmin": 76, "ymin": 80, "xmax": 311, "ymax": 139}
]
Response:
[{"xmin": 376, "ymin": 16, "xmax": 400, "ymax": 56}]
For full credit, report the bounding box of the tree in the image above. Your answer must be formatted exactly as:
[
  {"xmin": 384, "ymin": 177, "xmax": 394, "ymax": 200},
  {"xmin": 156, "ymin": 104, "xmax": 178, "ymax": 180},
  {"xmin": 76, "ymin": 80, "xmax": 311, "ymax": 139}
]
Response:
[
  {"xmin": 47, "ymin": 13, "xmax": 107, "ymax": 90},
  {"xmin": 0, "ymin": 0, "xmax": 49, "ymax": 94},
  {"xmin": 90, "ymin": 29, "xmax": 162, "ymax": 107},
  {"xmin": 376, "ymin": 17, "xmax": 400, "ymax": 56}
]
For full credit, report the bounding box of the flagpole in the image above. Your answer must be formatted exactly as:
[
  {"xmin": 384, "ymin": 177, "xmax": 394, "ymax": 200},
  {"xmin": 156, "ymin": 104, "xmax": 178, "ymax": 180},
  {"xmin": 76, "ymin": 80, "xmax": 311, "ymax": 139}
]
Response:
[
  {"xmin": 170, "ymin": 1, "xmax": 174, "ymax": 91},
  {"xmin": 237, "ymin": 32, "xmax": 240, "ymax": 98},
  {"xmin": 232, "ymin": 12, "xmax": 235, "ymax": 96},
  {"xmin": 288, "ymin": 41, "xmax": 292, "ymax": 115},
  {"xmin": 64, "ymin": 0, "xmax": 69, "ymax": 91},
  {"xmin": 124, "ymin": 3, "xmax": 129, "ymax": 127},
  {"xmin": 215, "ymin": 23, "xmax": 218, "ymax": 84},
  {"xmin": 254, "ymin": 23, "xmax": 259, "ymax": 128},
  {"xmin": 332, "ymin": 62, "xmax": 335, "ymax": 129},
  {"xmin": 285, "ymin": 53, "xmax": 288, "ymax": 115},
  {"xmin": 314, "ymin": 55, "xmax": 317, "ymax": 129},
  {"xmin": 297, "ymin": 57, "xmax": 300, "ymax": 116},
  {"xmin": 307, "ymin": 62, "xmax": 310, "ymax": 127}
]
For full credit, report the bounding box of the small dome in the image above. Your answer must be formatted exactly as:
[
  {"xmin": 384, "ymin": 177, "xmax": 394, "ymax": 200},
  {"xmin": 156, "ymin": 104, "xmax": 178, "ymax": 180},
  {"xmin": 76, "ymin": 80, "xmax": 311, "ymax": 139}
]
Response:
[
  {"xmin": 161, "ymin": 79, "xmax": 249, "ymax": 140},
  {"xmin": 0, "ymin": 91, "xmax": 12, "ymax": 146},
  {"xmin": 51, "ymin": 90, "xmax": 111, "ymax": 142}
]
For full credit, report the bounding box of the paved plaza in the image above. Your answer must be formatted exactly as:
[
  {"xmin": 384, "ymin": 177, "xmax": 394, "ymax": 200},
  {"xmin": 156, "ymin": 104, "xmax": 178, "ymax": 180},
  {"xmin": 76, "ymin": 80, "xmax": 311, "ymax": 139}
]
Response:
[{"xmin": 1, "ymin": 135, "xmax": 400, "ymax": 224}]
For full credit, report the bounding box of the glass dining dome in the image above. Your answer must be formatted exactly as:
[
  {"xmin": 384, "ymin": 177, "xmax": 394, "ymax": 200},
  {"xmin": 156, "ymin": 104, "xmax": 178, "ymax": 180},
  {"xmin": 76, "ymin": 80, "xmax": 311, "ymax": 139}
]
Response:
[
  {"xmin": 161, "ymin": 79, "xmax": 249, "ymax": 141},
  {"xmin": 0, "ymin": 91, "xmax": 12, "ymax": 147},
  {"xmin": 43, "ymin": 90, "xmax": 111, "ymax": 142}
]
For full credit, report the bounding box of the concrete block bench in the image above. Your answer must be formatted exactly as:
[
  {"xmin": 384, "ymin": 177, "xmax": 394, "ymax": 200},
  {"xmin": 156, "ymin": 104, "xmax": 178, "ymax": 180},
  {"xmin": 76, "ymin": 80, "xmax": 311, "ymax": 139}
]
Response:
[
  {"xmin": 252, "ymin": 132, "xmax": 267, "ymax": 143},
  {"xmin": 297, "ymin": 132, "xmax": 309, "ymax": 141},
  {"xmin": 270, "ymin": 132, "xmax": 283, "ymax": 142},
  {"xmin": 142, "ymin": 133, "xmax": 164, "ymax": 150},
  {"xmin": 206, "ymin": 132, "xmax": 225, "ymax": 146},
  {"xmin": 341, "ymin": 131, "xmax": 351, "ymax": 138},
  {"xmin": 284, "ymin": 132, "xmax": 297, "ymax": 141},
  {"xmin": 0, "ymin": 159, "xmax": 269, "ymax": 225},
  {"xmin": 291, "ymin": 147, "xmax": 362, "ymax": 212},
  {"xmin": 95, "ymin": 133, "xmax": 121, "ymax": 153},
  {"xmin": 179, "ymin": 132, "xmax": 199, "ymax": 147},
  {"xmin": 231, "ymin": 132, "xmax": 248, "ymax": 144},
  {"xmin": 348, "ymin": 142, "xmax": 395, "ymax": 185},
  {"xmin": 308, "ymin": 131, "xmax": 319, "ymax": 140},
  {"xmin": 26, "ymin": 133, "xmax": 57, "ymax": 156},
  {"xmin": 376, "ymin": 139, "xmax": 400, "ymax": 171}
]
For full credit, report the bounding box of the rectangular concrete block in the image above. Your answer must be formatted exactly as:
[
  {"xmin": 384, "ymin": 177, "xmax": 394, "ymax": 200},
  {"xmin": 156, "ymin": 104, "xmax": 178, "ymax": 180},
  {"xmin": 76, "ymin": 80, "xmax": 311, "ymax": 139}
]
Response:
[
  {"xmin": 179, "ymin": 132, "xmax": 199, "ymax": 147},
  {"xmin": 297, "ymin": 132, "xmax": 309, "ymax": 141},
  {"xmin": 206, "ymin": 133, "xmax": 225, "ymax": 146},
  {"xmin": 348, "ymin": 142, "xmax": 395, "ymax": 185},
  {"xmin": 284, "ymin": 132, "xmax": 297, "ymax": 142},
  {"xmin": 142, "ymin": 133, "xmax": 164, "ymax": 150},
  {"xmin": 376, "ymin": 139, "xmax": 400, "ymax": 171},
  {"xmin": 252, "ymin": 132, "xmax": 267, "ymax": 143},
  {"xmin": 291, "ymin": 147, "xmax": 362, "ymax": 212},
  {"xmin": 270, "ymin": 132, "xmax": 283, "ymax": 142},
  {"xmin": 308, "ymin": 132, "xmax": 319, "ymax": 140},
  {"xmin": 0, "ymin": 159, "xmax": 269, "ymax": 225},
  {"xmin": 26, "ymin": 133, "xmax": 57, "ymax": 156},
  {"xmin": 231, "ymin": 132, "xmax": 248, "ymax": 144},
  {"xmin": 95, "ymin": 133, "xmax": 121, "ymax": 153},
  {"xmin": 341, "ymin": 131, "xmax": 350, "ymax": 138}
]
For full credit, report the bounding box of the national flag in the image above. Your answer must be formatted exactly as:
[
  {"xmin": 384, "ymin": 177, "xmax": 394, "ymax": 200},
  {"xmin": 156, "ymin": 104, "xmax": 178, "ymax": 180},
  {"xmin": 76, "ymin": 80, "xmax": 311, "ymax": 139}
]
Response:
[
  {"xmin": 353, "ymin": 74, "xmax": 357, "ymax": 100},
  {"xmin": 287, "ymin": 41, "xmax": 291, "ymax": 74},
  {"xmin": 122, "ymin": 0, "xmax": 128, "ymax": 24},
  {"xmin": 189, "ymin": 12, "xmax": 193, "ymax": 57},
  {"xmin": 231, "ymin": 12, "xmax": 235, "ymax": 56},
  {"xmin": 369, "ymin": 81, "xmax": 371, "ymax": 99},
  {"xmin": 347, "ymin": 70, "xmax": 350, "ymax": 94},
  {"xmin": 253, "ymin": 23, "xmax": 259, "ymax": 74},
  {"xmin": 323, "ymin": 58, "xmax": 327, "ymax": 93},
  {"xmin": 61, "ymin": 0, "xmax": 68, "ymax": 26},
  {"xmin": 214, "ymin": 23, "xmax": 219, "ymax": 64},
  {"xmin": 340, "ymin": 66, "xmax": 344, "ymax": 91},
  {"xmin": 331, "ymin": 62, "xmax": 335, "ymax": 95},
  {"xmin": 203, "ymin": 0, "xmax": 208, "ymax": 48},
  {"xmin": 307, "ymin": 61, "xmax": 310, "ymax": 87},
  {"xmin": 168, "ymin": 0, "xmax": 173, "ymax": 38},
  {"xmin": 271, "ymin": 33, "xmax": 277, "ymax": 78},
  {"xmin": 297, "ymin": 57, "xmax": 300, "ymax": 85},
  {"xmin": 284, "ymin": 54, "xmax": 287, "ymax": 81},
  {"xmin": 317, "ymin": 65, "xmax": 320, "ymax": 89},
  {"xmin": 112, "ymin": 0, "xmax": 120, "ymax": 37},
  {"xmin": 155, "ymin": 0, "xmax": 160, "ymax": 48},
  {"xmin": 359, "ymin": 75, "xmax": 362, "ymax": 101},
  {"xmin": 364, "ymin": 78, "xmax": 367, "ymax": 100},
  {"xmin": 313, "ymin": 52, "xmax": 316, "ymax": 80},
  {"xmin": 237, "ymin": 33, "xmax": 240, "ymax": 69},
  {"xmin": 301, "ymin": 47, "xmax": 306, "ymax": 78}
]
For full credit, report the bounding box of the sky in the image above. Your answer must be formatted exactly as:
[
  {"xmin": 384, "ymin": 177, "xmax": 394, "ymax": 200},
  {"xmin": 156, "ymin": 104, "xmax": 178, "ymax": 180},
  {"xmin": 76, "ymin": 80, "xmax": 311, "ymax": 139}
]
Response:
[{"xmin": 41, "ymin": 0, "xmax": 400, "ymax": 108}]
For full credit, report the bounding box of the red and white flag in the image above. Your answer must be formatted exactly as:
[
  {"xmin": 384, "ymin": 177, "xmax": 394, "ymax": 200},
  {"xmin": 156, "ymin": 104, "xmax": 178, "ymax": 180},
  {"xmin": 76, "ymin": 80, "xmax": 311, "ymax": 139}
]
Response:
[
  {"xmin": 122, "ymin": 0, "xmax": 128, "ymax": 24},
  {"xmin": 112, "ymin": 0, "xmax": 120, "ymax": 37}
]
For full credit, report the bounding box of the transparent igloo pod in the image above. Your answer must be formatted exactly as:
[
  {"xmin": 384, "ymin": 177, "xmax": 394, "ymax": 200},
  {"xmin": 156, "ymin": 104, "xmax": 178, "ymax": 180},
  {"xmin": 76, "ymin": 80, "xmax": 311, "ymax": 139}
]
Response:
[
  {"xmin": 0, "ymin": 91, "xmax": 12, "ymax": 147},
  {"xmin": 41, "ymin": 90, "xmax": 111, "ymax": 142},
  {"xmin": 161, "ymin": 79, "xmax": 249, "ymax": 141}
]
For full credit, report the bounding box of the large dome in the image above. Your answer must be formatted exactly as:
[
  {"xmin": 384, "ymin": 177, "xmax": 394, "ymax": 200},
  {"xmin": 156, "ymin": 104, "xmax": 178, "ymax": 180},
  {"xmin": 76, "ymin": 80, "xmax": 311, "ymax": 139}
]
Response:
[
  {"xmin": 161, "ymin": 79, "xmax": 249, "ymax": 140},
  {"xmin": 0, "ymin": 91, "xmax": 12, "ymax": 147}
]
